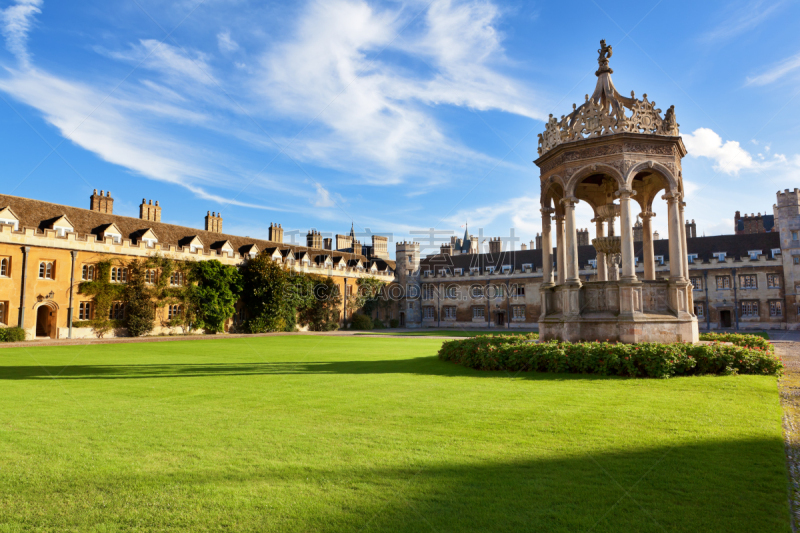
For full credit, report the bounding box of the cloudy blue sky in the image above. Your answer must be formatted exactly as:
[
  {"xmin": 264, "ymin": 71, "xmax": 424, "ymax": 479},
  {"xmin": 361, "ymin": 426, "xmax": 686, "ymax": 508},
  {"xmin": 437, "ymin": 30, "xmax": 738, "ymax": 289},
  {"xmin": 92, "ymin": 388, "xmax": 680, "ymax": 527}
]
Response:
[{"xmin": 0, "ymin": 0, "xmax": 798, "ymax": 257}]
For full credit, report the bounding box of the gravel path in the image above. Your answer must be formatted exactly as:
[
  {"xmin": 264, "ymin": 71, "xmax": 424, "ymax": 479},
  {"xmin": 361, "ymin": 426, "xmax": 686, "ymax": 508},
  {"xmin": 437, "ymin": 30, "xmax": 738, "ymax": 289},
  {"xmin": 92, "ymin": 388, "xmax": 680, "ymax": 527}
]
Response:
[{"xmin": 777, "ymin": 342, "xmax": 800, "ymax": 531}]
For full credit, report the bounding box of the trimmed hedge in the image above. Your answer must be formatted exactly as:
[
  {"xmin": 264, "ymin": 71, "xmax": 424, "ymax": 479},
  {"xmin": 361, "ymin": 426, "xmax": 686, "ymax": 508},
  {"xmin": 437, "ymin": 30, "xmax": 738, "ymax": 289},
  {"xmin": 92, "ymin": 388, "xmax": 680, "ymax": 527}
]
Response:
[
  {"xmin": 0, "ymin": 327, "xmax": 26, "ymax": 342},
  {"xmin": 698, "ymin": 332, "xmax": 772, "ymax": 351},
  {"xmin": 438, "ymin": 335, "xmax": 781, "ymax": 378},
  {"xmin": 349, "ymin": 314, "xmax": 373, "ymax": 330}
]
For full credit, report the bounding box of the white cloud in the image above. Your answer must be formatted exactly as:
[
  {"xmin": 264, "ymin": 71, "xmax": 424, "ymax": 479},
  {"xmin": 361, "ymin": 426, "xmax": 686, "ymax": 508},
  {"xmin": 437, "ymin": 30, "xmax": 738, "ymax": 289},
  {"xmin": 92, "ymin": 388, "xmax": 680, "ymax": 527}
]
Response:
[
  {"xmin": 702, "ymin": 0, "xmax": 785, "ymax": 42},
  {"xmin": 217, "ymin": 30, "xmax": 239, "ymax": 53},
  {"xmin": 682, "ymin": 127, "xmax": 757, "ymax": 175},
  {"xmin": 106, "ymin": 39, "xmax": 215, "ymax": 86},
  {"xmin": 314, "ymin": 183, "xmax": 335, "ymax": 207},
  {"xmin": 1, "ymin": 0, "xmax": 42, "ymax": 68},
  {"xmin": 257, "ymin": 0, "xmax": 543, "ymax": 183},
  {"xmin": 746, "ymin": 51, "xmax": 800, "ymax": 85}
]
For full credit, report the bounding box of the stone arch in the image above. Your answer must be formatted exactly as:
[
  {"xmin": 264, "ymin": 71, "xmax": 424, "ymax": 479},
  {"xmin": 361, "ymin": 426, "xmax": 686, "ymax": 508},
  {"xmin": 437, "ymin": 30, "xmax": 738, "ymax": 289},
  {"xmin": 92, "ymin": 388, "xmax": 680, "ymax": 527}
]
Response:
[
  {"xmin": 541, "ymin": 175, "xmax": 565, "ymax": 213},
  {"xmin": 32, "ymin": 300, "xmax": 59, "ymax": 311},
  {"xmin": 624, "ymin": 161, "xmax": 679, "ymax": 194},
  {"xmin": 33, "ymin": 300, "xmax": 59, "ymax": 339},
  {"xmin": 564, "ymin": 163, "xmax": 625, "ymax": 199}
]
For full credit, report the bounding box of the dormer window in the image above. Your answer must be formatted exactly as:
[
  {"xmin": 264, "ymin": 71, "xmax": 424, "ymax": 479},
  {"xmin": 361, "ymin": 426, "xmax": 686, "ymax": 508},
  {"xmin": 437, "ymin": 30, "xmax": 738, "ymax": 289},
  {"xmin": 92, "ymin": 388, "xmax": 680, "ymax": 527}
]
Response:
[
  {"xmin": 714, "ymin": 252, "xmax": 726, "ymax": 261},
  {"xmin": 486, "ymin": 266, "xmax": 494, "ymax": 273},
  {"xmin": 688, "ymin": 254, "xmax": 698, "ymax": 264},
  {"xmin": 772, "ymin": 248, "xmax": 781, "ymax": 258},
  {"xmin": 588, "ymin": 259, "xmax": 597, "ymax": 269},
  {"xmin": 748, "ymin": 250, "xmax": 762, "ymax": 260},
  {"xmin": 470, "ymin": 267, "xmax": 479, "ymax": 273},
  {"xmin": 139, "ymin": 229, "xmax": 158, "ymax": 248},
  {"xmin": 501, "ymin": 265, "xmax": 512, "ymax": 273},
  {"xmin": 0, "ymin": 207, "xmax": 20, "ymax": 230},
  {"xmin": 454, "ymin": 268, "xmax": 463, "ymax": 275},
  {"xmin": 654, "ymin": 255, "xmax": 664, "ymax": 265},
  {"xmin": 522, "ymin": 263, "xmax": 532, "ymax": 271}
]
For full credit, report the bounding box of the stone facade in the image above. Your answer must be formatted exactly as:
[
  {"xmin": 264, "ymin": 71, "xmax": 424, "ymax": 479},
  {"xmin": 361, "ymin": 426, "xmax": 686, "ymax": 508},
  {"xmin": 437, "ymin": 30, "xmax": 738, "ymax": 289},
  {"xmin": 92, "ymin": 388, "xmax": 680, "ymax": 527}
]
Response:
[{"xmin": 0, "ymin": 192, "xmax": 393, "ymax": 339}]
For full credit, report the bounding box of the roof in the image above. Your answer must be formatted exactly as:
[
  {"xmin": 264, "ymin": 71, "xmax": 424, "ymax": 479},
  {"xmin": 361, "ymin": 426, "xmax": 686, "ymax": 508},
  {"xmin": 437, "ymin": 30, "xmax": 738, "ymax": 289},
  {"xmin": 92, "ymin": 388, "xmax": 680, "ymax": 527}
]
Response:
[
  {"xmin": 0, "ymin": 193, "xmax": 393, "ymax": 268},
  {"xmin": 419, "ymin": 232, "xmax": 782, "ymax": 271}
]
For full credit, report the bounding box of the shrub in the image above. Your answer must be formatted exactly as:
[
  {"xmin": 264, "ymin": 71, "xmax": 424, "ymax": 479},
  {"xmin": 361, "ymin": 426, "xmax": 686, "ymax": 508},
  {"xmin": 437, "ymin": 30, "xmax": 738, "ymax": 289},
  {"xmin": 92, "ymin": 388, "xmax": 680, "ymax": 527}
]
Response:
[
  {"xmin": 350, "ymin": 314, "xmax": 373, "ymax": 330},
  {"xmin": 389, "ymin": 319, "xmax": 399, "ymax": 328},
  {"xmin": 0, "ymin": 327, "xmax": 26, "ymax": 342},
  {"xmin": 438, "ymin": 335, "xmax": 782, "ymax": 378},
  {"xmin": 699, "ymin": 332, "xmax": 773, "ymax": 352},
  {"xmin": 373, "ymin": 319, "xmax": 386, "ymax": 329}
]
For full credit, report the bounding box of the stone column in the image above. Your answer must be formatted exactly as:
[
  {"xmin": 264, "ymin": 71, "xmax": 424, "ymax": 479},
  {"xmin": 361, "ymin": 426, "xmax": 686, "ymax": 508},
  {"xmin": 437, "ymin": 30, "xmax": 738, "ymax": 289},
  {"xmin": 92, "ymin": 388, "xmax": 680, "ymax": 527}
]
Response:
[
  {"xmin": 594, "ymin": 217, "xmax": 607, "ymax": 281},
  {"xmin": 555, "ymin": 214, "xmax": 565, "ymax": 285},
  {"xmin": 562, "ymin": 197, "xmax": 580, "ymax": 283},
  {"xmin": 640, "ymin": 211, "xmax": 656, "ymax": 280},
  {"xmin": 679, "ymin": 200, "xmax": 689, "ymax": 281},
  {"xmin": 617, "ymin": 190, "xmax": 637, "ymax": 283},
  {"xmin": 665, "ymin": 193, "xmax": 684, "ymax": 282},
  {"xmin": 540, "ymin": 208, "xmax": 554, "ymax": 287}
]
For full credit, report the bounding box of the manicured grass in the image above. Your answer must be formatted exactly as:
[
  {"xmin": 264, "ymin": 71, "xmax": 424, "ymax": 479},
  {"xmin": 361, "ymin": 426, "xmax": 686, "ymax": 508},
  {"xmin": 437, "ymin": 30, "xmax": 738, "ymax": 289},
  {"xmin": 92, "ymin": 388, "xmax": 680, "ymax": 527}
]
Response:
[
  {"xmin": 356, "ymin": 329, "xmax": 537, "ymax": 337},
  {"xmin": 0, "ymin": 336, "xmax": 790, "ymax": 532}
]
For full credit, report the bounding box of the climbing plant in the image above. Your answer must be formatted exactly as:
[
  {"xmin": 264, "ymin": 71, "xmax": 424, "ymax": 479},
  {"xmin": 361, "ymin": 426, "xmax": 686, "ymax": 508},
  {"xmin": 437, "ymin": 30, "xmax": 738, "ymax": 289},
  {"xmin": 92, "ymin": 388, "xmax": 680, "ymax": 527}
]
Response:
[
  {"xmin": 77, "ymin": 259, "xmax": 124, "ymax": 338},
  {"xmin": 123, "ymin": 259, "xmax": 155, "ymax": 337},
  {"xmin": 186, "ymin": 260, "xmax": 243, "ymax": 333},
  {"xmin": 351, "ymin": 277, "xmax": 390, "ymax": 317}
]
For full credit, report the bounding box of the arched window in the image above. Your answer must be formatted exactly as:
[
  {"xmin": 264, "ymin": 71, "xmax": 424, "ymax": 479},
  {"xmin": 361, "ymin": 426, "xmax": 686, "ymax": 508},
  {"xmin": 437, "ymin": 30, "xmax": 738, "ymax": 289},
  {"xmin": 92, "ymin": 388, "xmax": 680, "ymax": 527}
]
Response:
[
  {"xmin": 109, "ymin": 302, "xmax": 125, "ymax": 320},
  {"xmin": 168, "ymin": 305, "xmax": 182, "ymax": 319},
  {"xmin": 82, "ymin": 264, "xmax": 94, "ymax": 281},
  {"xmin": 79, "ymin": 302, "xmax": 93, "ymax": 320},
  {"xmin": 145, "ymin": 269, "xmax": 156, "ymax": 284},
  {"xmin": 110, "ymin": 267, "xmax": 128, "ymax": 283},
  {"xmin": 39, "ymin": 261, "xmax": 54, "ymax": 279},
  {"xmin": 0, "ymin": 258, "xmax": 7, "ymax": 277},
  {"xmin": 170, "ymin": 272, "xmax": 184, "ymax": 286}
]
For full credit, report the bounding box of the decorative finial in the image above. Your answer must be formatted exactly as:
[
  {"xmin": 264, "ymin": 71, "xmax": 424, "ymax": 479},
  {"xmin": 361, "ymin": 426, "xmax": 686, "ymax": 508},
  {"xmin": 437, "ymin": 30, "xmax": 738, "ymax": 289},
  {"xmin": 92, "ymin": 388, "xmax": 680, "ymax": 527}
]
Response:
[{"xmin": 596, "ymin": 39, "xmax": 613, "ymax": 76}]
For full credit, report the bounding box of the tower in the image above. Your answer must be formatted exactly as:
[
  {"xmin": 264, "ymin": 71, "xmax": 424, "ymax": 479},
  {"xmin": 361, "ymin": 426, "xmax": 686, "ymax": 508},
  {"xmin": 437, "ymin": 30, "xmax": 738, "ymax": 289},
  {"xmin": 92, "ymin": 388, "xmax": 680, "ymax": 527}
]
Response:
[
  {"xmin": 775, "ymin": 189, "xmax": 800, "ymax": 328},
  {"xmin": 395, "ymin": 241, "xmax": 421, "ymax": 328}
]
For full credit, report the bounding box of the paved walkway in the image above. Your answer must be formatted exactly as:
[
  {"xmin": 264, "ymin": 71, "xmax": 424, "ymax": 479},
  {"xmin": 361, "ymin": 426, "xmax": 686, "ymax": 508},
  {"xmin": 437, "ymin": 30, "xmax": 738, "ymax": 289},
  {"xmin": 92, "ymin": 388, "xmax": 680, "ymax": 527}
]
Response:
[{"xmin": 777, "ymin": 342, "xmax": 800, "ymax": 529}]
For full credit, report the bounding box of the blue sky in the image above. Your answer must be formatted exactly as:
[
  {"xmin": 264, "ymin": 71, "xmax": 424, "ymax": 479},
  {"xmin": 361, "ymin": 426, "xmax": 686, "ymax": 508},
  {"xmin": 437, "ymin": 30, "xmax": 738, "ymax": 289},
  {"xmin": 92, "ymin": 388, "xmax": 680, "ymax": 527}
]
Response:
[{"xmin": 0, "ymin": 0, "xmax": 799, "ymax": 258}]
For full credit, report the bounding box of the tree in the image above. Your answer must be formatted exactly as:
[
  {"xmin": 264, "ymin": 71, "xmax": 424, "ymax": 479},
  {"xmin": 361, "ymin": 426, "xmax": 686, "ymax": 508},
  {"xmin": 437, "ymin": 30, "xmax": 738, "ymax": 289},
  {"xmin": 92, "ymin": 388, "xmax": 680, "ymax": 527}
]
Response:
[
  {"xmin": 188, "ymin": 260, "xmax": 243, "ymax": 333},
  {"xmin": 240, "ymin": 253, "xmax": 310, "ymax": 332},
  {"xmin": 298, "ymin": 276, "xmax": 342, "ymax": 331},
  {"xmin": 351, "ymin": 277, "xmax": 390, "ymax": 317}
]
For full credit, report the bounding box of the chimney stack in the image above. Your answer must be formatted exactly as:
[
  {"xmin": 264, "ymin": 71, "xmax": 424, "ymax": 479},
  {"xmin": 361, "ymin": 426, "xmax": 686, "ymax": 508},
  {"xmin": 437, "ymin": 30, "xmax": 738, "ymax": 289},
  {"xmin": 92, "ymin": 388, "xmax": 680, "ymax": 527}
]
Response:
[
  {"xmin": 90, "ymin": 189, "xmax": 114, "ymax": 214},
  {"xmin": 306, "ymin": 229, "xmax": 322, "ymax": 249},
  {"xmin": 353, "ymin": 239, "xmax": 362, "ymax": 256},
  {"xmin": 489, "ymin": 237, "xmax": 502, "ymax": 254},
  {"xmin": 139, "ymin": 199, "xmax": 161, "ymax": 222},
  {"xmin": 520, "ymin": 243, "xmax": 528, "ymax": 250},
  {"xmin": 205, "ymin": 211, "xmax": 223, "ymax": 233},
  {"xmin": 269, "ymin": 223, "xmax": 284, "ymax": 243},
  {"xmin": 323, "ymin": 237, "xmax": 332, "ymax": 250}
]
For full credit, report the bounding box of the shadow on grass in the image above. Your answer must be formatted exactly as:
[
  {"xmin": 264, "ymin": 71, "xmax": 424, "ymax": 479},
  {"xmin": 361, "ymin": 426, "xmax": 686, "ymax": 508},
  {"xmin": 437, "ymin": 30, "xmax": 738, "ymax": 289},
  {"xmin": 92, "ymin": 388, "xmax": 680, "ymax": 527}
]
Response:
[
  {"xmin": 0, "ymin": 438, "xmax": 790, "ymax": 532},
  {"xmin": 0, "ymin": 357, "xmax": 631, "ymax": 381}
]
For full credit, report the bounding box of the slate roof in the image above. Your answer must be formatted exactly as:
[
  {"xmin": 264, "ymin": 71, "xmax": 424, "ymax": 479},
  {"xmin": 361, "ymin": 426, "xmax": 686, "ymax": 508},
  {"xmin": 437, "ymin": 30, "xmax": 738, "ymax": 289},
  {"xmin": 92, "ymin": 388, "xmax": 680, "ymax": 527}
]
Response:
[
  {"xmin": 420, "ymin": 232, "xmax": 782, "ymax": 272},
  {"xmin": 0, "ymin": 193, "xmax": 394, "ymax": 269}
]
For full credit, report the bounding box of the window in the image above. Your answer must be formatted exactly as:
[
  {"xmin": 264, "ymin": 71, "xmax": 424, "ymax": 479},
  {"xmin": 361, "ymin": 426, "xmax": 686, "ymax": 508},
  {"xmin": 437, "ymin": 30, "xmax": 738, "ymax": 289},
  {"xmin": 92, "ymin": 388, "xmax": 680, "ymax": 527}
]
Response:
[
  {"xmin": 444, "ymin": 286, "xmax": 457, "ymax": 299},
  {"xmin": 770, "ymin": 301, "xmax": 783, "ymax": 317},
  {"xmin": 407, "ymin": 254, "xmax": 413, "ymax": 262},
  {"xmin": 471, "ymin": 286, "xmax": 483, "ymax": 298},
  {"xmin": 522, "ymin": 263, "xmax": 532, "ymax": 271},
  {"xmin": 512, "ymin": 306, "xmax": 525, "ymax": 319},
  {"xmin": 408, "ymin": 302, "xmax": 413, "ymax": 309},
  {"xmin": 516, "ymin": 285, "xmax": 525, "ymax": 296},
  {"xmin": 407, "ymin": 270, "xmax": 412, "ymax": 276},
  {"xmin": 454, "ymin": 268, "xmax": 463, "ymax": 275},
  {"xmin": 423, "ymin": 284, "xmax": 435, "ymax": 300},
  {"xmin": 0, "ymin": 257, "xmax": 7, "ymax": 277},
  {"xmin": 694, "ymin": 304, "xmax": 704, "ymax": 318},
  {"xmin": 690, "ymin": 277, "xmax": 702, "ymax": 290},
  {"xmin": 492, "ymin": 285, "xmax": 504, "ymax": 299},
  {"xmin": 740, "ymin": 274, "xmax": 757, "ymax": 289},
  {"xmin": 470, "ymin": 267, "xmax": 479, "ymax": 273},
  {"xmin": 170, "ymin": 272, "xmax": 184, "ymax": 286},
  {"xmin": 486, "ymin": 266, "xmax": 495, "ymax": 273},
  {"xmin": 793, "ymin": 231, "xmax": 799, "ymax": 241},
  {"xmin": 654, "ymin": 255, "xmax": 664, "ymax": 265},
  {"xmin": 714, "ymin": 252, "xmax": 726, "ymax": 261},
  {"xmin": 38, "ymin": 261, "xmax": 54, "ymax": 279},
  {"xmin": 501, "ymin": 265, "xmax": 512, "ymax": 273},
  {"xmin": 78, "ymin": 302, "xmax": 93, "ymax": 320},
  {"xmin": 767, "ymin": 274, "xmax": 781, "ymax": 288},
  {"xmin": 772, "ymin": 248, "xmax": 781, "ymax": 258},
  {"xmin": 145, "ymin": 269, "xmax": 157, "ymax": 284},
  {"xmin": 795, "ymin": 256, "xmax": 800, "ymax": 265},
  {"xmin": 0, "ymin": 301, "xmax": 5, "ymax": 324},
  {"xmin": 109, "ymin": 302, "xmax": 125, "ymax": 320},
  {"xmin": 423, "ymin": 270, "xmax": 431, "ymax": 278},
  {"xmin": 472, "ymin": 307, "xmax": 485, "ymax": 319},
  {"xmin": 110, "ymin": 267, "xmax": 128, "ymax": 283},
  {"xmin": 741, "ymin": 301, "xmax": 759, "ymax": 317},
  {"xmin": 438, "ymin": 269, "xmax": 449, "ymax": 276},
  {"xmin": 748, "ymin": 250, "xmax": 762, "ymax": 260},
  {"xmin": 687, "ymin": 254, "xmax": 698, "ymax": 264},
  {"xmin": 588, "ymin": 259, "xmax": 597, "ymax": 269},
  {"xmin": 423, "ymin": 306, "xmax": 435, "ymax": 319},
  {"xmin": 443, "ymin": 306, "xmax": 456, "ymax": 320},
  {"xmin": 81, "ymin": 264, "xmax": 94, "ymax": 281},
  {"xmin": 168, "ymin": 305, "xmax": 182, "ymax": 319},
  {"xmin": 716, "ymin": 276, "xmax": 731, "ymax": 290}
]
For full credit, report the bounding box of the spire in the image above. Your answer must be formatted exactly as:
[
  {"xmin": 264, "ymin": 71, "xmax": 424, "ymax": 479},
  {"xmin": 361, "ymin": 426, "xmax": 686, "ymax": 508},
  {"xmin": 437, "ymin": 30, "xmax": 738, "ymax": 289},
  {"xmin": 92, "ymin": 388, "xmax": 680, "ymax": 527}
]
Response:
[{"xmin": 350, "ymin": 221, "xmax": 355, "ymax": 239}]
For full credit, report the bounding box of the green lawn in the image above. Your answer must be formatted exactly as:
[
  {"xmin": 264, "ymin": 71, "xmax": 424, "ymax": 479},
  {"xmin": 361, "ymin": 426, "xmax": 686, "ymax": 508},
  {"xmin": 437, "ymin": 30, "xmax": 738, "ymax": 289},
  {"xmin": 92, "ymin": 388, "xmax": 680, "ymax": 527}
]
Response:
[
  {"xmin": 0, "ymin": 336, "xmax": 790, "ymax": 532},
  {"xmin": 356, "ymin": 329, "xmax": 537, "ymax": 337}
]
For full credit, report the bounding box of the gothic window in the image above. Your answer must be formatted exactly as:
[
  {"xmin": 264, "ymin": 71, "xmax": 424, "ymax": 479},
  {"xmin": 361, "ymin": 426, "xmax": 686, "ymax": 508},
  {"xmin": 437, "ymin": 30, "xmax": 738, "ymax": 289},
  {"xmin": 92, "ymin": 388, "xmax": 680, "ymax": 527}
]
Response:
[
  {"xmin": 443, "ymin": 306, "xmax": 456, "ymax": 320},
  {"xmin": 739, "ymin": 275, "xmax": 757, "ymax": 289},
  {"xmin": 741, "ymin": 301, "xmax": 759, "ymax": 317},
  {"xmin": 168, "ymin": 305, "xmax": 183, "ymax": 319},
  {"xmin": 770, "ymin": 301, "xmax": 783, "ymax": 317},
  {"xmin": 767, "ymin": 274, "xmax": 781, "ymax": 288},
  {"xmin": 0, "ymin": 258, "xmax": 7, "ymax": 277},
  {"xmin": 690, "ymin": 277, "xmax": 702, "ymax": 290},
  {"xmin": 39, "ymin": 261, "xmax": 54, "ymax": 279},
  {"xmin": 472, "ymin": 307, "xmax": 485, "ymax": 319},
  {"xmin": 110, "ymin": 267, "xmax": 128, "ymax": 283},
  {"xmin": 145, "ymin": 269, "xmax": 157, "ymax": 284},
  {"xmin": 512, "ymin": 306, "xmax": 525, "ymax": 319},
  {"xmin": 109, "ymin": 302, "xmax": 125, "ymax": 320},
  {"xmin": 79, "ymin": 302, "xmax": 93, "ymax": 320},
  {"xmin": 82, "ymin": 264, "xmax": 94, "ymax": 281},
  {"xmin": 423, "ymin": 306, "xmax": 435, "ymax": 319},
  {"xmin": 716, "ymin": 276, "xmax": 731, "ymax": 290},
  {"xmin": 170, "ymin": 272, "xmax": 184, "ymax": 286}
]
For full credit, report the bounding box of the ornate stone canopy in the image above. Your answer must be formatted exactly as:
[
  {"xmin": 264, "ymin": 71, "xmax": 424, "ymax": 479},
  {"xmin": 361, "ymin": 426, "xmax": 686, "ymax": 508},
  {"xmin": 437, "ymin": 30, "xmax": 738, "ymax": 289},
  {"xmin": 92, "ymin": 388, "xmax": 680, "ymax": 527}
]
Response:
[{"xmin": 537, "ymin": 39, "xmax": 679, "ymax": 157}]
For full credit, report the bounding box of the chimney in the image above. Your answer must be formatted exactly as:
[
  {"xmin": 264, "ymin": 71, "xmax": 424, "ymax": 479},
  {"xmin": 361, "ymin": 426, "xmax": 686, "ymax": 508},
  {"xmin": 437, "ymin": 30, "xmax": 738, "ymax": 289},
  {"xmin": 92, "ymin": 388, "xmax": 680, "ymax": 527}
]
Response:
[
  {"xmin": 520, "ymin": 243, "xmax": 528, "ymax": 250},
  {"xmin": 138, "ymin": 199, "xmax": 162, "ymax": 222},
  {"xmin": 269, "ymin": 223, "xmax": 284, "ymax": 243},
  {"xmin": 353, "ymin": 240, "xmax": 362, "ymax": 256},
  {"xmin": 205, "ymin": 211, "xmax": 223, "ymax": 233},
  {"xmin": 323, "ymin": 237, "xmax": 332, "ymax": 250},
  {"xmin": 653, "ymin": 230, "xmax": 660, "ymax": 240},
  {"xmin": 90, "ymin": 189, "xmax": 114, "ymax": 214},
  {"xmin": 306, "ymin": 229, "xmax": 322, "ymax": 249},
  {"xmin": 685, "ymin": 218, "xmax": 696, "ymax": 239},
  {"xmin": 489, "ymin": 237, "xmax": 502, "ymax": 254}
]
